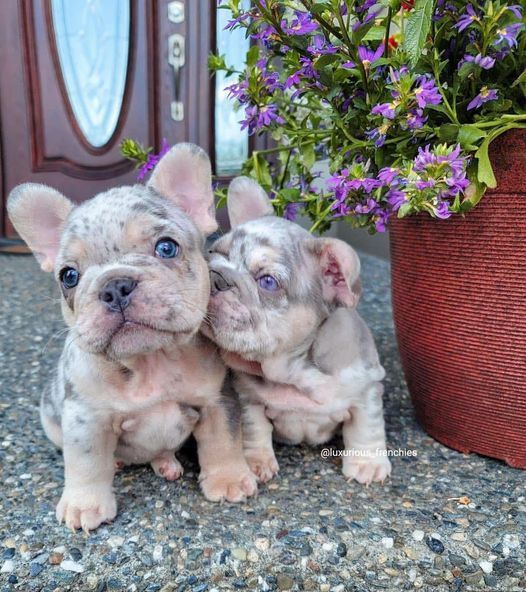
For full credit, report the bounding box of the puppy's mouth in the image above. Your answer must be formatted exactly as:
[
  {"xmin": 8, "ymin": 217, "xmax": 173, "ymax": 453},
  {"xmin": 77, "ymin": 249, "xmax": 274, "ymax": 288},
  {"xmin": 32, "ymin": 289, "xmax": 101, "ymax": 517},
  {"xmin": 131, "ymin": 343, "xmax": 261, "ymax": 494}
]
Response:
[{"xmin": 99, "ymin": 316, "xmax": 178, "ymax": 358}]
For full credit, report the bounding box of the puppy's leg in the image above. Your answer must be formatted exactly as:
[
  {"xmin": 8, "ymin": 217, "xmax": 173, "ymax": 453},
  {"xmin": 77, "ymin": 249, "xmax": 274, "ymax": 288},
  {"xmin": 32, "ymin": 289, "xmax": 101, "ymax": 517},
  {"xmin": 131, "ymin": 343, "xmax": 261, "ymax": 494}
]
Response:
[
  {"xmin": 56, "ymin": 399, "xmax": 118, "ymax": 532},
  {"xmin": 151, "ymin": 452, "xmax": 184, "ymax": 481},
  {"xmin": 342, "ymin": 381, "xmax": 391, "ymax": 485},
  {"xmin": 194, "ymin": 394, "xmax": 257, "ymax": 503},
  {"xmin": 242, "ymin": 403, "xmax": 279, "ymax": 483},
  {"xmin": 261, "ymin": 355, "xmax": 336, "ymax": 405}
]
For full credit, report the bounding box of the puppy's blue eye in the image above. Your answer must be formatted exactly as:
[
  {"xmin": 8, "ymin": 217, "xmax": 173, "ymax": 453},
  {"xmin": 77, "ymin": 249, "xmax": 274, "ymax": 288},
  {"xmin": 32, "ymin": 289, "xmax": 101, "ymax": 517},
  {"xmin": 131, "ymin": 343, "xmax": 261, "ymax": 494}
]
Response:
[
  {"xmin": 257, "ymin": 275, "xmax": 279, "ymax": 291},
  {"xmin": 60, "ymin": 267, "xmax": 79, "ymax": 289},
  {"xmin": 155, "ymin": 238, "xmax": 179, "ymax": 259}
]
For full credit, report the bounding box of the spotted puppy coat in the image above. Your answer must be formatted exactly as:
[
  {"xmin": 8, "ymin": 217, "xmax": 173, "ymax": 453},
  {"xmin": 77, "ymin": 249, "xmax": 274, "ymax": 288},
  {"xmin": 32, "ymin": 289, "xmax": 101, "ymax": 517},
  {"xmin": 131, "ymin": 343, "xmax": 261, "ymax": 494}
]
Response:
[
  {"xmin": 206, "ymin": 177, "xmax": 391, "ymax": 485},
  {"xmin": 7, "ymin": 145, "xmax": 257, "ymax": 532}
]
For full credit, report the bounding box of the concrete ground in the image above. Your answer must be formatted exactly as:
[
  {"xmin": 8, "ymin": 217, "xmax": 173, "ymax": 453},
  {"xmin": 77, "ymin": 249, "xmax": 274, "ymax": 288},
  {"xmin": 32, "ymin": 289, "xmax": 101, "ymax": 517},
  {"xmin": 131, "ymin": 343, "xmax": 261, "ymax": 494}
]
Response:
[{"xmin": 0, "ymin": 252, "xmax": 524, "ymax": 592}]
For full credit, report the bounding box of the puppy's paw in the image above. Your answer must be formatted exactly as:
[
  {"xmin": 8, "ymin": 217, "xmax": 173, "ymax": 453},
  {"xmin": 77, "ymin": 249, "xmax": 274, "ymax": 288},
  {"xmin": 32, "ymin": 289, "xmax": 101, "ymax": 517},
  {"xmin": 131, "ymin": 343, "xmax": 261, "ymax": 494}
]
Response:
[
  {"xmin": 151, "ymin": 453, "xmax": 184, "ymax": 481},
  {"xmin": 245, "ymin": 449, "xmax": 279, "ymax": 483},
  {"xmin": 200, "ymin": 464, "xmax": 258, "ymax": 503},
  {"xmin": 56, "ymin": 486, "xmax": 117, "ymax": 533},
  {"xmin": 343, "ymin": 455, "xmax": 392, "ymax": 485}
]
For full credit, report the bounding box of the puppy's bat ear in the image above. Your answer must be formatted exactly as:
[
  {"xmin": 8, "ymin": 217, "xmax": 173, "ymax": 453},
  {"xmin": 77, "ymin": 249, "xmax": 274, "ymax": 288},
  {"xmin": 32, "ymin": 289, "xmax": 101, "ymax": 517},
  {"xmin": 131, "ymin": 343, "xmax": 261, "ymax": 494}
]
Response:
[
  {"xmin": 147, "ymin": 143, "xmax": 217, "ymax": 235},
  {"xmin": 227, "ymin": 176, "xmax": 274, "ymax": 228},
  {"xmin": 307, "ymin": 238, "xmax": 362, "ymax": 308},
  {"xmin": 7, "ymin": 183, "xmax": 73, "ymax": 272}
]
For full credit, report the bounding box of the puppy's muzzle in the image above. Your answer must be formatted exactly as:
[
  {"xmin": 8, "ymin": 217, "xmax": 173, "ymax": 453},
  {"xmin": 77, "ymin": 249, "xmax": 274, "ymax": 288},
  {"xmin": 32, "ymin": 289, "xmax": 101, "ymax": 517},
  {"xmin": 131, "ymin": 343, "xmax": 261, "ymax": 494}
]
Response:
[
  {"xmin": 99, "ymin": 278, "xmax": 137, "ymax": 312},
  {"xmin": 210, "ymin": 270, "xmax": 233, "ymax": 296}
]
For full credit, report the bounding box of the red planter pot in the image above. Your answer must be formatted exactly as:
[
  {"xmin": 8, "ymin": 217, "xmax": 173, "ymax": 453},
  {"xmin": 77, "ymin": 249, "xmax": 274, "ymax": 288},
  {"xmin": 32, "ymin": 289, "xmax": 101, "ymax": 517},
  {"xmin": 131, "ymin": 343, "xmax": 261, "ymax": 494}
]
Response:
[{"xmin": 389, "ymin": 129, "xmax": 526, "ymax": 469}]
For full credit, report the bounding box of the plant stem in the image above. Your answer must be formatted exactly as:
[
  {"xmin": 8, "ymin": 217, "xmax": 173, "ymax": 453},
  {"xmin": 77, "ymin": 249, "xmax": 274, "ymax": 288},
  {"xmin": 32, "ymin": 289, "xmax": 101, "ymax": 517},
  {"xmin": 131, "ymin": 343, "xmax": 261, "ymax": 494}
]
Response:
[{"xmin": 309, "ymin": 203, "xmax": 334, "ymax": 234}]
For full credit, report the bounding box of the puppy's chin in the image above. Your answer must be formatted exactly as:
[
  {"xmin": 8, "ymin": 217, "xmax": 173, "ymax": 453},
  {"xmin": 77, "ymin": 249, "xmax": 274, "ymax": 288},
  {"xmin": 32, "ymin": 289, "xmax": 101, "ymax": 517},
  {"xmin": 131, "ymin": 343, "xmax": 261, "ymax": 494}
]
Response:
[
  {"xmin": 77, "ymin": 320, "xmax": 196, "ymax": 360},
  {"xmin": 104, "ymin": 323, "xmax": 177, "ymax": 359},
  {"xmin": 206, "ymin": 320, "xmax": 272, "ymax": 361}
]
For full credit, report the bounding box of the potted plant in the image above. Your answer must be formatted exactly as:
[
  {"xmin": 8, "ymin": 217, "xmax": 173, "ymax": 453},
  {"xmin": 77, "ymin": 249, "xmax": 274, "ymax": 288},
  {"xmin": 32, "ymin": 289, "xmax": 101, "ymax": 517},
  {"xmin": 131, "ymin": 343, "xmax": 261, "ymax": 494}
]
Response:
[{"xmin": 123, "ymin": 0, "xmax": 526, "ymax": 468}]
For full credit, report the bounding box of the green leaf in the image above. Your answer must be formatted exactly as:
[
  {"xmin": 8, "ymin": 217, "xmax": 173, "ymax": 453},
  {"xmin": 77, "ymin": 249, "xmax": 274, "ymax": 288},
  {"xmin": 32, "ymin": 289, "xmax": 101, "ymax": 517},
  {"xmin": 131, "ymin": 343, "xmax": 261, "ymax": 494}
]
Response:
[
  {"xmin": 475, "ymin": 137, "xmax": 497, "ymax": 188},
  {"xmin": 279, "ymin": 188, "xmax": 301, "ymax": 201},
  {"xmin": 397, "ymin": 202, "xmax": 413, "ymax": 218},
  {"xmin": 458, "ymin": 125, "xmax": 487, "ymax": 150},
  {"xmin": 361, "ymin": 26, "xmax": 387, "ymax": 42},
  {"xmin": 402, "ymin": 0, "xmax": 434, "ymax": 66},
  {"xmin": 246, "ymin": 45, "xmax": 260, "ymax": 69},
  {"xmin": 438, "ymin": 123, "xmax": 459, "ymax": 142},
  {"xmin": 300, "ymin": 142, "xmax": 316, "ymax": 169},
  {"xmin": 511, "ymin": 67, "xmax": 526, "ymax": 87}
]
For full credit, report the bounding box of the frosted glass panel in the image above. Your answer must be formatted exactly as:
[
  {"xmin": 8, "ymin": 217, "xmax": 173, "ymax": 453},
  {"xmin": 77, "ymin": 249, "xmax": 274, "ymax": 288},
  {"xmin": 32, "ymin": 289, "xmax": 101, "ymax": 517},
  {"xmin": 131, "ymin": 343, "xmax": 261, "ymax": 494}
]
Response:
[
  {"xmin": 215, "ymin": 3, "xmax": 250, "ymax": 175},
  {"xmin": 52, "ymin": 0, "xmax": 130, "ymax": 148}
]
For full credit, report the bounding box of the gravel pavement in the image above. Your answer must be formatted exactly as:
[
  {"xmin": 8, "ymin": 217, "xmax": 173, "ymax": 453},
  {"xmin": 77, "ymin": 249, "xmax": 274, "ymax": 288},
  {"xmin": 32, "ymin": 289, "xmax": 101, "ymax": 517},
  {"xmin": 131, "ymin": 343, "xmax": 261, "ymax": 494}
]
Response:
[{"xmin": 0, "ymin": 252, "xmax": 524, "ymax": 592}]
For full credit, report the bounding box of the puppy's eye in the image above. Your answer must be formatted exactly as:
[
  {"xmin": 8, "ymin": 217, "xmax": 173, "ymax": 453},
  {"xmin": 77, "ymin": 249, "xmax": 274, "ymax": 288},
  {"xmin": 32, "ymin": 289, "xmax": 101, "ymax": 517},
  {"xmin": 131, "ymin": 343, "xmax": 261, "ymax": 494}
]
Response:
[
  {"xmin": 257, "ymin": 275, "xmax": 279, "ymax": 291},
  {"xmin": 60, "ymin": 267, "xmax": 80, "ymax": 289},
  {"xmin": 155, "ymin": 238, "xmax": 179, "ymax": 259}
]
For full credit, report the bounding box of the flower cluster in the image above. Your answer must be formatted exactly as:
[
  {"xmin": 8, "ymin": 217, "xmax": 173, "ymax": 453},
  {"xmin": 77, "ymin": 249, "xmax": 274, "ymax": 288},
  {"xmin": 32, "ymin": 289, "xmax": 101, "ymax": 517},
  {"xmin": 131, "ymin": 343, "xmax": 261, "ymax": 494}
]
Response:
[{"xmin": 178, "ymin": 1, "xmax": 526, "ymax": 233}]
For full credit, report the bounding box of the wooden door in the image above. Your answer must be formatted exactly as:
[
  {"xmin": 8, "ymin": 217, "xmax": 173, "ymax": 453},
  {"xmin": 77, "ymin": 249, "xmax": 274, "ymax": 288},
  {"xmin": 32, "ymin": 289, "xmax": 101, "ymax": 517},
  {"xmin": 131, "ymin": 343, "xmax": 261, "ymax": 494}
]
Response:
[{"xmin": 0, "ymin": 0, "xmax": 213, "ymax": 239}]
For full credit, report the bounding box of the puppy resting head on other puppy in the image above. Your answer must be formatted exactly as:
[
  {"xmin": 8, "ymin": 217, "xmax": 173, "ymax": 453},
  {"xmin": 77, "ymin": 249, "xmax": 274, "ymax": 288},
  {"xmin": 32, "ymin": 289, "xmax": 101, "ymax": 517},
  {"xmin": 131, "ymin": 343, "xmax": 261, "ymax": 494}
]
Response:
[
  {"xmin": 8, "ymin": 144, "xmax": 217, "ymax": 360},
  {"xmin": 207, "ymin": 177, "xmax": 362, "ymax": 360}
]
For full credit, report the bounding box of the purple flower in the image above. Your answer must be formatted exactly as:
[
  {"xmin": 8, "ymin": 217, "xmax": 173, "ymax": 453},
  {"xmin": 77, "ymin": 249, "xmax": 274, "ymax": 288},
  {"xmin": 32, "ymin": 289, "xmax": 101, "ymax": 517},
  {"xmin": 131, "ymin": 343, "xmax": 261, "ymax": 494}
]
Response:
[
  {"xmin": 330, "ymin": 198, "xmax": 352, "ymax": 217},
  {"xmin": 434, "ymin": 201, "xmax": 452, "ymax": 219},
  {"xmin": 414, "ymin": 76, "xmax": 442, "ymax": 108},
  {"xmin": 251, "ymin": 24, "xmax": 278, "ymax": 46},
  {"xmin": 493, "ymin": 23, "xmax": 523, "ymax": 48},
  {"xmin": 352, "ymin": 7, "xmax": 382, "ymax": 31},
  {"xmin": 281, "ymin": 11, "xmax": 318, "ymax": 35},
  {"xmin": 307, "ymin": 35, "xmax": 337, "ymax": 56},
  {"xmin": 374, "ymin": 210, "xmax": 390, "ymax": 232},
  {"xmin": 507, "ymin": 4, "xmax": 523, "ymax": 19},
  {"xmin": 454, "ymin": 4, "xmax": 478, "ymax": 32},
  {"xmin": 460, "ymin": 53, "xmax": 496, "ymax": 70},
  {"xmin": 138, "ymin": 139, "xmax": 170, "ymax": 180},
  {"xmin": 357, "ymin": 43, "xmax": 384, "ymax": 68},
  {"xmin": 467, "ymin": 87, "xmax": 498, "ymax": 110},
  {"xmin": 386, "ymin": 189, "xmax": 407, "ymax": 211},
  {"xmin": 378, "ymin": 167, "xmax": 401, "ymax": 186},
  {"xmin": 225, "ymin": 78, "xmax": 250, "ymax": 104},
  {"xmin": 342, "ymin": 60, "xmax": 356, "ymax": 69},
  {"xmin": 355, "ymin": 0, "xmax": 377, "ymax": 13},
  {"xmin": 388, "ymin": 66, "xmax": 409, "ymax": 84},
  {"xmin": 283, "ymin": 202, "xmax": 301, "ymax": 221},
  {"xmin": 225, "ymin": 12, "xmax": 251, "ymax": 30},
  {"xmin": 406, "ymin": 109, "xmax": 427, "ymax": 130},
  {"xmin": 355, "ymin": 198, "xmax": 378, "ymax": 214},
  {"xmin": 371, "ymin": 102, "xmax": 396, "ymax": 119},
  {"xmin": 240, "ymin": 104, "xmax": 284, "ymax": 134},
  {"xmin": 365, "ymin": 126, "xmax": 387, "ymax": 148},
  {"xmin": 413, "ymin": 144, "xmax": 469, "ymax": 197},
  {"xmin": 415, "ymin": 179, "xmax": 436, "ymax": 190}
]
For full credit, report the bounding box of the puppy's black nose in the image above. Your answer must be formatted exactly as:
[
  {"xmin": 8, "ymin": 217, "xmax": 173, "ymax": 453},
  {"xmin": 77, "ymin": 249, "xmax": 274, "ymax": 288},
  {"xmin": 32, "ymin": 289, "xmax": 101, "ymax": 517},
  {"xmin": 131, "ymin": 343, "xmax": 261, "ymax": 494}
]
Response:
[
  {"xmin": 99, "ymin": 278, "xmax": 137, "ymax": 312},
  {"xmin": 210, "ymin": 270, "xmax": 232, "ymax": 295}
]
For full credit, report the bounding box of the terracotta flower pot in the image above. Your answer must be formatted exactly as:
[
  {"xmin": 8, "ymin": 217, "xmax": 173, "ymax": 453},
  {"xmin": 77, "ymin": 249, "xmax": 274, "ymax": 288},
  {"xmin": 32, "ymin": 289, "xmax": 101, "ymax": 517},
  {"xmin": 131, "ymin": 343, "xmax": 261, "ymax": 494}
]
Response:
[{"xmin": 389, "ymin": 129, "xmax": 526, "ymax": 468}]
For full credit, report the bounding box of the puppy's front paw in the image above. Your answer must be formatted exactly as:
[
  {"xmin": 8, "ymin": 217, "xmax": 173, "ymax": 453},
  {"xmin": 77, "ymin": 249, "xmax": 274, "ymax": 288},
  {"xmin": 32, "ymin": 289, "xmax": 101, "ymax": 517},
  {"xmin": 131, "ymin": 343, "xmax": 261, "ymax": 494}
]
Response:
[
  {"xmin": 245, "ymin": 449, "xmax": 279, "ymax": 483},
  {"xmin": 343, "ymin": 455, "xmax": 392, "ymax": 485},
  {"xmin": 56, "ymin": 486, "xmax": 117, "ymax": 532},
  {"xmin": 200, "ymin": 464, "xmax": 257, "ymax": 503},
  {"xmin": 151, "ymin": 453, "xmax": 184, "ymax": 481}
]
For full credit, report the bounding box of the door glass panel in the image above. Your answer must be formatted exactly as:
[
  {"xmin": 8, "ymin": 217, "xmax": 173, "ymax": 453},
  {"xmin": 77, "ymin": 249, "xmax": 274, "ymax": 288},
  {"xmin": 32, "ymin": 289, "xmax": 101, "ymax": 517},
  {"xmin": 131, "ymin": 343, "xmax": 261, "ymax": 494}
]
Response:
[
  {"xmin": 51, "ymin": 0, "xmax": 130, "ymax": 148},
  {"xmin": 215, "ymin": 3, "xmax": 250, "ymax": 175}
]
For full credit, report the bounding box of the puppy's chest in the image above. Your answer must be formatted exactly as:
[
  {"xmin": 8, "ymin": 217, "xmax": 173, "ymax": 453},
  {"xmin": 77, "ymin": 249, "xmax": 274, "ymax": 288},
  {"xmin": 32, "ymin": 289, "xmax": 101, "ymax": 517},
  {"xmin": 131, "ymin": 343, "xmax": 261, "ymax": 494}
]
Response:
[{"xmin": 95, "ymin": 351, "xmax": 222, "ymax": 411}]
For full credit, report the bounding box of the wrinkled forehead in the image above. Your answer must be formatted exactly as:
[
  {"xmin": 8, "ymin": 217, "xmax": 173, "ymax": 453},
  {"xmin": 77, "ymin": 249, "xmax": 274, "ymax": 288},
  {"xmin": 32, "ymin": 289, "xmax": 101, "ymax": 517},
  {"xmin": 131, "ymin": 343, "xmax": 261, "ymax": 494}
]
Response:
[
  {"xmin": 58, "ymin": 185, "xmax": 201, "ymax": 265},
  {"xmin": 215, "ymin": 217, "xmax": 311, "ymax": 270}
]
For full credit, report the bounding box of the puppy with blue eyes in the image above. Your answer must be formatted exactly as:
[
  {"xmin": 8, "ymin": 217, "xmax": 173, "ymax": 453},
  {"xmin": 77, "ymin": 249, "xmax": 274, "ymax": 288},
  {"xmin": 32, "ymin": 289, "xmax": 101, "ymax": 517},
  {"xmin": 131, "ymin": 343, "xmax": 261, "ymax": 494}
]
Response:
[
  {"xmin": 7, "ymin": 144, "xmax": 257, "ymax": 532},
  {"xmin": 206, "ymin": 177, "xmax": 391, "ymax": 485}
]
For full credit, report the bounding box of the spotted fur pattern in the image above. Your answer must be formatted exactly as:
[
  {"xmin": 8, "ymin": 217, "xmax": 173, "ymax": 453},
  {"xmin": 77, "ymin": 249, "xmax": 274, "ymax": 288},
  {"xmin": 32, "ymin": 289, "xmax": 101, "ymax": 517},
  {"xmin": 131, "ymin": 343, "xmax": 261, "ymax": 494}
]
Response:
[{"xmin": 205, "ymin": 177, "xmax": 391, "ymax": 486}]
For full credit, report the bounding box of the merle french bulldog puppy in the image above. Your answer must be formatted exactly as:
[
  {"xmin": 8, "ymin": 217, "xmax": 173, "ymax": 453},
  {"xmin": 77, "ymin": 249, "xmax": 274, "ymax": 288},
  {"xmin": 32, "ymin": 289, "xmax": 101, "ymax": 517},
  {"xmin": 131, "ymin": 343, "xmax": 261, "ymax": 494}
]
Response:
[
  {"xmin": 7, "ymin": 145, "xmax": 257, "ymax": 532},
  {"xmin": 206, "ymin": 177, "xmax": 391, "ymax": 485}
]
